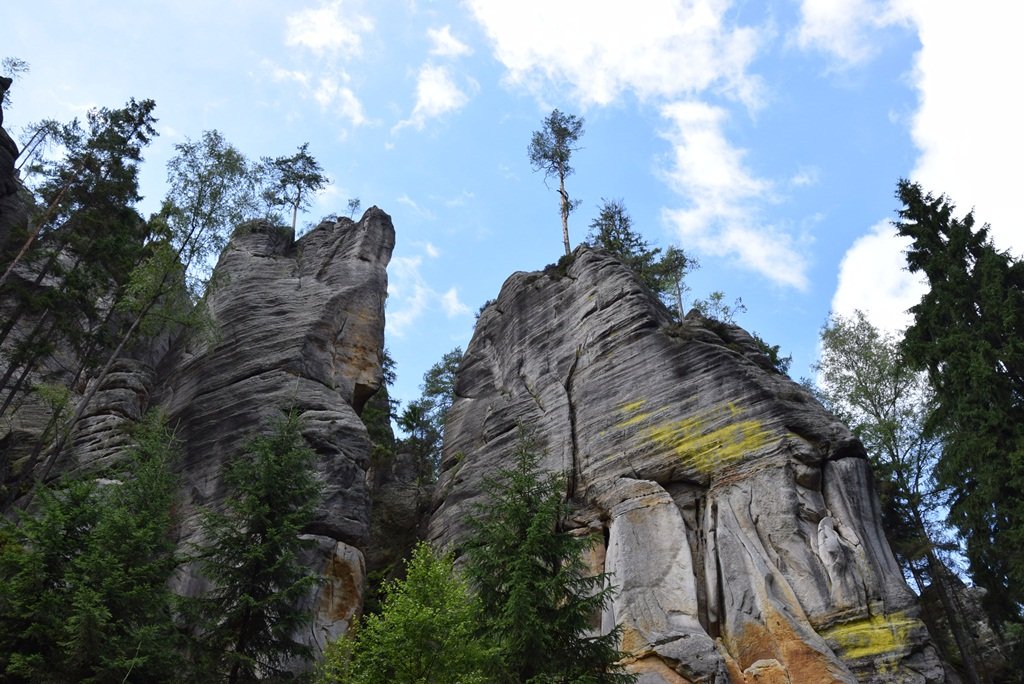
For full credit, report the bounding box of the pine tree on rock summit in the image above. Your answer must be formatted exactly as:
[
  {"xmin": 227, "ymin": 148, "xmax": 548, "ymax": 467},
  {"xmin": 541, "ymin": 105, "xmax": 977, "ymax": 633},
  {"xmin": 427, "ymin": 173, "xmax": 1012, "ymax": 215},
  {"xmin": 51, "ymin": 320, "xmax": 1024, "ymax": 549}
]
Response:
[{"xmin": 529, "ymin": 109, "xmax": 584, "ymax": 257}]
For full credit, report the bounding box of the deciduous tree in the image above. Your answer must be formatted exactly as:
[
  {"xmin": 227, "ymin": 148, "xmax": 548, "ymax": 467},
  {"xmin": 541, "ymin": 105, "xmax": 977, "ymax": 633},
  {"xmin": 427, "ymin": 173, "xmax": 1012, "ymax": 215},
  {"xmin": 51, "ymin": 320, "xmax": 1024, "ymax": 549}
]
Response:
[
  {"xmin": 813, "ymin": 310, "xmax": 984, "ymax": 682},
  {"xmin": 259, "ymin": 142, "xmax": 329, "ymax": 232},
  {"xmin": 320, "ymin": 542, "xmax": 493, "ymax": 684}
]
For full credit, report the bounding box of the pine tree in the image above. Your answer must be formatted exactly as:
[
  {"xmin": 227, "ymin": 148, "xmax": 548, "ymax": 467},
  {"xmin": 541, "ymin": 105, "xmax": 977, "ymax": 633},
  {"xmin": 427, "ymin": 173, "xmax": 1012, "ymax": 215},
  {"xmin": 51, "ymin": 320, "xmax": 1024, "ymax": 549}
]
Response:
[
  {"xmin": 895, "ymin": 180, "xmax": 1024, "ymax": 633},
  {"xmin": 192, "ymin": 411, "xmax": 323, "ymax": 683},
  {"xmin": 397, "ymin": 346, "xmax": 462, "ymax": 479},
  {"xmin": 529, "ymin": 109, "xmax": 585, "ymax": 256},
  {"xmin": 462, "ymin": 433, "xmax": 635, "ymax": 684}
]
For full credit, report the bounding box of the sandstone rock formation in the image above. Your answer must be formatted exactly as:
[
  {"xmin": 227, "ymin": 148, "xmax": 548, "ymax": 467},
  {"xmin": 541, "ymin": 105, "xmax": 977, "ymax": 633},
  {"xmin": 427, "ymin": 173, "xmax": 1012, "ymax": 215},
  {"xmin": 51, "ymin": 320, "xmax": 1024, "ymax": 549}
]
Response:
[
  {"xmin": 0, "ymin": 75, "xmax": 26, "ymax": 247},
  {"xmin": 155, "ymin": 210, "xmax": 394, "ymax": 652},
  {"xmin": 1, "ymin": 208, "xmax": 395, "ymax": 658},
  {"xmin": 429, "ymin": 247, "xmax": 946, "ymax": 683}
]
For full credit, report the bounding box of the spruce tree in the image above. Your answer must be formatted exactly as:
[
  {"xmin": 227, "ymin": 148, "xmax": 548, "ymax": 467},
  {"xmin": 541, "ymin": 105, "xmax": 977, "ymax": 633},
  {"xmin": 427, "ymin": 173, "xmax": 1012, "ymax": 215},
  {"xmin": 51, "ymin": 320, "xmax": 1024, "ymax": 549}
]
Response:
[
  {"xmin": 462, "ymin": 433, "xmax": 635, "ymax": 684},
  {"xmin": 895, "ymin": 180, "xmax": 1024, "ymax": 632},
  {"xmin": 0, "ymin": 411, "xmax": 182, "ymax": 683},
  {"xmin": 192, "ymin": 411, "xmax": 322, "ymax": 683},
  {"xmin": 587, "ymin": 199, "xmax": 663, "ymax": 291}
]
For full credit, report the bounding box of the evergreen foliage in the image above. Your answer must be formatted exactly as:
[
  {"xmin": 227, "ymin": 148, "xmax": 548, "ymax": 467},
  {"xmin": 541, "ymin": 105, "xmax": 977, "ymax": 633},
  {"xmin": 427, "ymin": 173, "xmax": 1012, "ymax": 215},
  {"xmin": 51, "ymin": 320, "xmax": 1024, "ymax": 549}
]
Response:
[
  {"xmin": 397, "ymin": 346, "xmax": 462, "ymax": 479},
  {"xmin": 529, "ymin": 109, "xmax": 585, "ymax": 256},
  {"xmin": 191, "ymin": 411, "xmax": 323, "ymax": 683},
  {"xmin": 320, "ymin": 543, "xmax": 493, "ymax": 684},
  {"xmin": 0, "ymin": 98, "xmax": 157, "ymax": 437},
  {"xmin": 463, "ymin": 433, "xmax": 635, "ymax": 684},
  {"xmin": 0, "ymin": 412, "xmax": 182, "ymax": 683},
  {"xmin": 585, "ymin": 199, "xmax": 699, "ymax": 320},
  {"xmin": 895, "ymin": 180, "xmax": 1024, "ymax": 633},
  {"xmin": 361, "ymin": 347, "xmax": 399, "ymax": 465},
  {"xmin": 586, "ymin": 199, "xmax": 664, "ymax": 292}
]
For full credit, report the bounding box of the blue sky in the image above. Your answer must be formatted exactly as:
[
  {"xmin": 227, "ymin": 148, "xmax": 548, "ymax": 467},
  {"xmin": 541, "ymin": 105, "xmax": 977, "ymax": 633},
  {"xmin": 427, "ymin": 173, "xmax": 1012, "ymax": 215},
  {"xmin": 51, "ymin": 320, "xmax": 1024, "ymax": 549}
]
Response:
[{"xmin": 5, "ymin": 1, "xmax": 1022, "ymax": 410}]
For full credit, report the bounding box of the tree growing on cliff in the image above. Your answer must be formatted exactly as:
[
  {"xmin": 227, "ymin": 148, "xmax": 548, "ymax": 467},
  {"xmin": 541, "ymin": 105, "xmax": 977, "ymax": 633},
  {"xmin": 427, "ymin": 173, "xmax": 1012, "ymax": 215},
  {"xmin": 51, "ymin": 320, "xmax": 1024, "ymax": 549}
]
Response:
[
  {"xmin": 462, "ymin": 432, "xmax": 635, "ymax": 683},
  {"xmin": 529, "ymin": 109, "xmax": 584, "ymax": 256},
  {"xmin": 895, "ymin": 180, "xmax": 1024, "ymax": 635},
  {"xmin": 587, "ymin": 198, "xmax": 664, "ymax": 290},
  {"xmin": 320, "ymin": 542, "xmax": 493, "ymax": 684},
  {"xmin": 163, "ymin": 129, "xmax": 261, "ymax": 297},
  {"xmin": 0, "ymin": 412, "xmax": 182, "ymax": 683},
  {"xmin": 5, "ymin": 127, "xmax": 256, "ymax": 510},
  {"xmin": 585, "ymin": 199, "xmax": 700, "ymax": 319},
  {"xmin": 190, "ymin": 411, "xmax": 322, "ymax": 683},
  {"xmin": 259, "ymin": 142, "xmax": 330, "ymax": 232},
  {"xmin": 0, "ymin": 99, "xmax": 160, "ymax": 507}
]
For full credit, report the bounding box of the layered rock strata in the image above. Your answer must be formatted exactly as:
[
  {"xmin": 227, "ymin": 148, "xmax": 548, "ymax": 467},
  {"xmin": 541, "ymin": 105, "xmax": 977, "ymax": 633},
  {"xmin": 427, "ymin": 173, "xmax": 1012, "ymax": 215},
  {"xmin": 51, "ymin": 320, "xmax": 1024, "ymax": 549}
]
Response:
[
  {"xmin": 156, "ymin": 210, "xmax": 394, "ymax": 651},
  {"xmin": 1, "ymin": 209, "xmax": 395, "ymax": 655},
  {"xmin": 429, "ymin": 247, "xmax": 945, "ymax": 683}
]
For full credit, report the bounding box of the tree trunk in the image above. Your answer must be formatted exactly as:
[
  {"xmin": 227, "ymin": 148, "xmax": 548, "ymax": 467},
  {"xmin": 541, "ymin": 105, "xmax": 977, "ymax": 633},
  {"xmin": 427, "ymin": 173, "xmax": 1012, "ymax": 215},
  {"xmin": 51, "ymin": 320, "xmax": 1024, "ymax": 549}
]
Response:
[
  {"xmin": 905, "ymin": 500, "xmax": 986, "ymax": 683},
  {"xmin": 926, "ymin": 548, "xmax": 987, "ymax": 683},
  {"xmin": 558, "ymin": 174, "xmax": 570, "ymax": 256}
]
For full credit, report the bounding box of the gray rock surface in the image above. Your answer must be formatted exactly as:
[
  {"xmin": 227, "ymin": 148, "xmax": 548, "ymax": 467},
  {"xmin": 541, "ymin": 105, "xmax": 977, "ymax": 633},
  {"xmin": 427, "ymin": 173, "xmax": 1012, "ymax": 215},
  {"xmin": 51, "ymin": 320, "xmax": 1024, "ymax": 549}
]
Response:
[
  {"xmin": 157, "ymin": 209, "xmax": 393, "ymax": 645},
  {"xmin": 429, "ymin": 247, "xmax": 946, "ymax": 683}
]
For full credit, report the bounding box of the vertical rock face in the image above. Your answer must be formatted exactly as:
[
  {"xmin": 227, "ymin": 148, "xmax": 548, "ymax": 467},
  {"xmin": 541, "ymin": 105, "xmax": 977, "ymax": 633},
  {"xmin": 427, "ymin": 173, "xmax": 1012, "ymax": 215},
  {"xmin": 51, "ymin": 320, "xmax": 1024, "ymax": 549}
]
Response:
[
  {"xmin": 429, "ymin": 247, "xmax": 946, "ymax": 683},
  {"xmin": 161, "ymin": 211, "xmax": 393, "ymax": 543},
  {"xmin": 157, "ymin": 209, "xmax": 394, "ymax": 650}
]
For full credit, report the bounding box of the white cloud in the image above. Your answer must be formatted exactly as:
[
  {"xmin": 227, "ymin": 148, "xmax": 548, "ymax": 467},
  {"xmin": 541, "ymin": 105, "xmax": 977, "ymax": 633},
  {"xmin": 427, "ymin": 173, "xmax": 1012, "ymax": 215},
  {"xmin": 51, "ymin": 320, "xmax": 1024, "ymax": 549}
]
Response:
[
  {"xmin": 268, "ymin": 65, "xmax": 310, "ymax": 87},
  {"xmin": 659, "ymin": 101, "xmax": 810, "ymax": 289},
  {"xmin": 442, "ymin": 190, "xmax": 475, "ymax": 207},
  {"xmin": 267, "ymin": 64, "xmax": 367, "ymax": 126},
  {"xmin": 285, "ymin": 1, "xmax": 373, "ymax": 57},
  {"xmin": 794, "ymin": 0, "xmax": 900, "ymax": 66},
  {"xmin": 396, "ymin": 193, "xmax": 436, "ymax": 221},
  {"xmin": 424, "ymin": 242, "xmax": 440, "ymax": 258},
  {"xmin": 428, "ymin": 25, "xmax": 472, "ymax": 57},
  {"xmin": 441, "ymin": 288, "xmax": 471, "ymax": 317},
  {"xmin": 826, "ymin": 3, "xmax": 1023, "ymax": 344},
  {"xmin": 467, "ymin": 0, "xmax": 764, "ymax": 109},
  {"xmin": 790, "ymin": 167, "xmax": 820, "ymax": 187},
  {"xmin": 831, "ymin": 219, "xmax": 926, "ymax": 333},
  {"xmin": 899, "ymin": 1, "xmax": 1024, "ymax": 257},
  {"xmin": 387, "ymin": 255, "xmax": 471, "ymax": 336},
  {"xmin": 394, "ymin": 64, "xmax": 470, "ymax": 131}
]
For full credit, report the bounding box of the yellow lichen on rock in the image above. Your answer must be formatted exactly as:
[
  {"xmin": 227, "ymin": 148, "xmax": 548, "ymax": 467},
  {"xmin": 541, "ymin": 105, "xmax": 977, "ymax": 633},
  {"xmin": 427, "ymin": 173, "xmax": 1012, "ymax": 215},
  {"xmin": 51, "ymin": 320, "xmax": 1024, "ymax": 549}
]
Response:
[
  {"xmin": 647, "ymin": 409, "xmax": 774, "ymax": 474},
  {"xmin": 614, "ymin": 399, "xmax": 776, "ymax": 473},
  {"xmin": 619, "ymin": 399, "xmax": 647, "ymax": 414},
  {"xmin": 823, "ymin": 612, "xmax": 917, "ymax": 660}
]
